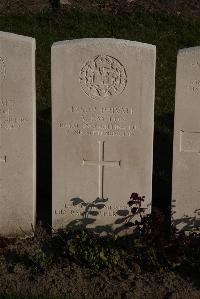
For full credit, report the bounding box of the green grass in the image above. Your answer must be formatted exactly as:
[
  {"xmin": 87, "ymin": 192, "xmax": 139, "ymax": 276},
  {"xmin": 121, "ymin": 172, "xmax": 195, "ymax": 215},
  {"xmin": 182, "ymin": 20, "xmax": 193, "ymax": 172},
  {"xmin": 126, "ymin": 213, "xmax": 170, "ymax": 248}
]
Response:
[
  {"xmin": 1, "ymin": 9, "xmax": 199, "ymax": 113},
  {"xmin": 0, "ymin": 8, "xmax": 200, "ymax": 213}
]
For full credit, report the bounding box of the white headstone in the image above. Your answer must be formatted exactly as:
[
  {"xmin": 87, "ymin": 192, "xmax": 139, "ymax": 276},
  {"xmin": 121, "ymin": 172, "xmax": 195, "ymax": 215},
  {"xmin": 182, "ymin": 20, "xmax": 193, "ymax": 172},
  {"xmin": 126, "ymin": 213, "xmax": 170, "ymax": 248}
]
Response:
[
  {"xmin": 60, "ymin": 0, "xmax": 70, "ymax": 4},
  {"xmin": 0, "ymin": 32, "xmax": 36, "ymax": 236},
  {"xmin": 172, "ymin": 47, "xmax": 200, "ymax": 230},
  {"xmin": 52, "ymin": 38, "xmax": 156, "ymax": 232}
]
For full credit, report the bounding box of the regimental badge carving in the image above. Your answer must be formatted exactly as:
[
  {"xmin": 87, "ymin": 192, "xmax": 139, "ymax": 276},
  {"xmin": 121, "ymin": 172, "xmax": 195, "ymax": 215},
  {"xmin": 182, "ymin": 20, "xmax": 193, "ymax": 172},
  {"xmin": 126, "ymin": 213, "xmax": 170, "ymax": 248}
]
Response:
[{"xmin": 79, "ymin": 55, "xmax": 127, "ymax": 100}]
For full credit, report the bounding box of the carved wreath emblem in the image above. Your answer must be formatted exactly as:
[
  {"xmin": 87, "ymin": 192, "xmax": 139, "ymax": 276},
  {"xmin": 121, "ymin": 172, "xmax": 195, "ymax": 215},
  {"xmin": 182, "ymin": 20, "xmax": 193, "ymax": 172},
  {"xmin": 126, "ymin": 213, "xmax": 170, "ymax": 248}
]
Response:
[{"xmin": 79, "ymin": 55, "xmax": 127, "ymax": 100}]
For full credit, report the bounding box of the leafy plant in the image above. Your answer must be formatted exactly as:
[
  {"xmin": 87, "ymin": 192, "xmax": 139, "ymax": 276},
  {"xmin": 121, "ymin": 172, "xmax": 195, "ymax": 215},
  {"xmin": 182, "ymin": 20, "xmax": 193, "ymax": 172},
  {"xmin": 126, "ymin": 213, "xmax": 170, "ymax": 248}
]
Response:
[
  {"xmin": 13, "ymin": 247, "xmax": 51, "ymax": 271},
  {"xmin": 125, "ymin": 193, "xmax": 200, "ymax": 272},
  {"xmin": 50, "ymin": 228, "xmax": 123, "ymax": 269}
]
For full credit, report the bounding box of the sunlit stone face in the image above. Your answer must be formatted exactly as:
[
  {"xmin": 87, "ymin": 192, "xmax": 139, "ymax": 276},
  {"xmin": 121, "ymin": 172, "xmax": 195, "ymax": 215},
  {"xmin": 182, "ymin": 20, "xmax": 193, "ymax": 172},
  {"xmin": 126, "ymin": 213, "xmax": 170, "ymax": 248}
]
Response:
[
  {"xmin": 52, "ymin": 38, "xmax": 156, "ymax": 233},
  {"xmin": 172, "ymin": 47, "xmax": 200, "ymax": 230},
  {"xmin": 0, "ymin": 32, "xmax": 36, "ymax": 236}
]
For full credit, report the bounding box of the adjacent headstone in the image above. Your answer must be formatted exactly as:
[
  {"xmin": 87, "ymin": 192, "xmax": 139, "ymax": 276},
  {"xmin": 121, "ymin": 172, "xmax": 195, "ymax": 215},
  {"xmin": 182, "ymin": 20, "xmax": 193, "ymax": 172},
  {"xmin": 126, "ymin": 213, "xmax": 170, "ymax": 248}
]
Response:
[
  {"xmin": 0, "ymin": 32, "xmax": 36, "ymax": 236},
  {"xmin": 52, "ymin": 38, "xmax": 156, "ymax": 232},
  {"xmin": 172, "ymin": 47, "xmax": 200, "ymax": 230}
]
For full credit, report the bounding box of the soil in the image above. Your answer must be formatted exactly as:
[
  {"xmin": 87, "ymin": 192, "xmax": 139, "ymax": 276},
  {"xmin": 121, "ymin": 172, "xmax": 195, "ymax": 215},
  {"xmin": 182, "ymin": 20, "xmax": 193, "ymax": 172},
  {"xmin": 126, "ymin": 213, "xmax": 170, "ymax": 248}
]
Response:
[
  {"xmin": 1, "ymin": 0, "xmax": 200, "ymax": 20},
  {"xmin": 0, "ymin": 232, "xmax": 199, "ymax": 298},
  {"xmin": 0, "ymin": 261, "xmax": 199, "ymax": 298}
]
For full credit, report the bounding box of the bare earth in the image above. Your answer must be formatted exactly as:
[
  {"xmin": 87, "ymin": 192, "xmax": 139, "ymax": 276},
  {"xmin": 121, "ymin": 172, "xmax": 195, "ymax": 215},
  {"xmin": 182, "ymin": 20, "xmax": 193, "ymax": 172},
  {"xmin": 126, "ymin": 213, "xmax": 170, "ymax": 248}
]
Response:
[{"xmin": 0, "ymin": 235, "xmax": 200, "ymax": 298}]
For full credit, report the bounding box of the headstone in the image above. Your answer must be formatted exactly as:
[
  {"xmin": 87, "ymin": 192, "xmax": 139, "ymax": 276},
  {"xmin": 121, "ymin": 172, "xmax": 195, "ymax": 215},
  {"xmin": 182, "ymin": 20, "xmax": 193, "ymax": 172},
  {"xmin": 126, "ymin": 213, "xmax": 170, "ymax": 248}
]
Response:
[
  {"xmin": 0, "ymin": 32, "xmax": 36, "ymax": 236},
  {"xmin": 52, "ymin": 38, "xmax": 156, "ymax": 232},
  {"xmin": 172, "ymin": 47, "xmax": 200, "ymax": 230}
]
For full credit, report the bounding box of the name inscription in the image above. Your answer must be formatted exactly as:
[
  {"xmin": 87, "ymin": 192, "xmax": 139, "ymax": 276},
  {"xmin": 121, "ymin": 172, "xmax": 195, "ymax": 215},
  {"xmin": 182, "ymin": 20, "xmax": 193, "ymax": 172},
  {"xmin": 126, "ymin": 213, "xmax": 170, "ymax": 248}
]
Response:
[
  {"xmin": 55, "ymin": 204, "xmax": 128, "ymax": 217},
  {"xmin": 0, "ymin": 99, "xmax": 27, "ymax": 129},
  {"xmin": 0, "ymin": 58, "xmax": 28, "ymax": 130},
  {"xmin": 58, "ymin": 105, "xmax": 137, "ymax": 137},
  {"xmin": 189, "ymin": 79, "xmax": 200, "ymax": 94}
]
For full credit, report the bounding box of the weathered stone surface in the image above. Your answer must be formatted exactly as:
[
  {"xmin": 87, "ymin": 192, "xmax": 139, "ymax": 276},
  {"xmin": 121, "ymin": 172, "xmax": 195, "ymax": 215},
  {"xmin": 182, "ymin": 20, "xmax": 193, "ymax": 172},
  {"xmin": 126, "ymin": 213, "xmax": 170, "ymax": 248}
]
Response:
[
  {"xmin": 60, "ymin": 0, "xmax": 70, "ymax": 4},
  {"xmin": 172, "ymin": 47, "xmax": 200, "ymax": 230},
  {"xmin": 52, "ymin": 38, "xmax": 156, "ymax": 233},
  {"xmin": 0, "ymin": 32, "xmax": 36, "ymax": 236}
]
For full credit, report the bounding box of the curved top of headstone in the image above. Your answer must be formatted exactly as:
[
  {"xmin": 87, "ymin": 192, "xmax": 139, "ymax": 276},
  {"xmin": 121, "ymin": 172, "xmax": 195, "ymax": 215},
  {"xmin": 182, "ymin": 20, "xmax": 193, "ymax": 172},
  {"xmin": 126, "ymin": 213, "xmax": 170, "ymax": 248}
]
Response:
[
  {"xmin": 0, "ymin": 31, "xmax": 35, "ymax": 47},
  {"xmin": 52, "ymin": 38, "xmax": 155, "ymax": 50},
  {"xmin": 178, "ymin": 46, "xmax": 200, "ymax": 55}
]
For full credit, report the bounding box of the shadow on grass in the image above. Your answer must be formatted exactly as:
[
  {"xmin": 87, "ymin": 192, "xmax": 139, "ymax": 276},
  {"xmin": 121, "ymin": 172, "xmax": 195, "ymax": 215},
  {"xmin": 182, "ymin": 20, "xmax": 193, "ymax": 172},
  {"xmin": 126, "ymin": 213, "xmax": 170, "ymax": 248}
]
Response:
[
  {"xmin": 36, "ymin": 108, "xmax": 52, "ymax": 232},
  {"xmin": 152, "ymin": 112, "xmax": 174, "ymax": 233}
]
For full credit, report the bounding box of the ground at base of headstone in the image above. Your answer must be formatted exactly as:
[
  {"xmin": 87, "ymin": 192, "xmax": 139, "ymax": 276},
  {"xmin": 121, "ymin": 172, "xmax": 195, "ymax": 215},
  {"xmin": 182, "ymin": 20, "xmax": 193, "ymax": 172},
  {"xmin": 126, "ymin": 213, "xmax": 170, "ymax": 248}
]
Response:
[{"xmin": 0, "ymin": 219, "xmax": 199, "ymax": 299}]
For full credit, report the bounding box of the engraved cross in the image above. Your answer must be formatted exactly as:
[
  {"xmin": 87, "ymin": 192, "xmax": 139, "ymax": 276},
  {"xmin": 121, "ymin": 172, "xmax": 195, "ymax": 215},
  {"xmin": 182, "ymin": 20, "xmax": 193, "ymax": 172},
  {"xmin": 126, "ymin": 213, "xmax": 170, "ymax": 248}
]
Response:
[{"xmin": 83, "ymin": 140, "xmax": 121, "ymax": 199}]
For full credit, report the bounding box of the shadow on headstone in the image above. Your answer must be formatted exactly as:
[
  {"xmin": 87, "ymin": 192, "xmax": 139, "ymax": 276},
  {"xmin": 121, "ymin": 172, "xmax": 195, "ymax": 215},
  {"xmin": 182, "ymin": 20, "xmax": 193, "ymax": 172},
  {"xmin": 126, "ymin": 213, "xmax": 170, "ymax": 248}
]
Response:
[
  {"xmin": 172, "ymin": 203, "xmax": 200, "ymax": 231},
  {"xmin": 64, "ymin": 197, "xmax": 140, "ymax": 235}
]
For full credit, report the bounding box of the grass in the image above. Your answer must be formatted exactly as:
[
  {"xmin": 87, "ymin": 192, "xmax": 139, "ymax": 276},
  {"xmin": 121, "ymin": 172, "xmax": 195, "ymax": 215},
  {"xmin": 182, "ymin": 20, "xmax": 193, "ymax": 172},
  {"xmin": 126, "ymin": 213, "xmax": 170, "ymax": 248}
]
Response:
[
  {"xmin": 0, "ymin": 8, "xmax": 200, "ymax": 219},
  {"xmin": 1, "ymin": 9, "xmax": 199, "ymax": 111}
]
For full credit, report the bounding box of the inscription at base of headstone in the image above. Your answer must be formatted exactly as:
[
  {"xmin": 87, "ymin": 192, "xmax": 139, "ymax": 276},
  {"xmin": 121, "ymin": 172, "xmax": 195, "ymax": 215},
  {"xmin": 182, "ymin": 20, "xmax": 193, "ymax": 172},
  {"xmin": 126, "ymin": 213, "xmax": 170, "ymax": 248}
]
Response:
[
  {"xmin": 172, "ymin": 47, "xmax": 200, "ymax": 230},
  {"xmin": 52, "ymin": 38, "xmax": 156, "ymax": 233},
  {"xmin": 0, "ymin": 32, "xmax": 36, "ymax": 236}
]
